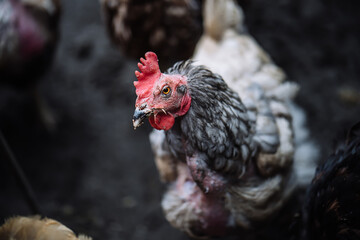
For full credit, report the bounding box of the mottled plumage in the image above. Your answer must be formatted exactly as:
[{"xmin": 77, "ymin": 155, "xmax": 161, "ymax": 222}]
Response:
[
  {"xmin": 100, "ymin": 0, "xmax": 203, "ymax": 69},
  {"xmin": 165, "ymin": 61, "xmax": 255, "ymax": 177},
  {"xmin": 154, "ymin": 61, "xmax": 299, "ymax": 236}
]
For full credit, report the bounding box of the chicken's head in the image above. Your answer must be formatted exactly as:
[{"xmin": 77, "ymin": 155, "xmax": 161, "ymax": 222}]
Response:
[{"xmin": 133, "ymin": 52, "xmax": 191, "ymax": 131}]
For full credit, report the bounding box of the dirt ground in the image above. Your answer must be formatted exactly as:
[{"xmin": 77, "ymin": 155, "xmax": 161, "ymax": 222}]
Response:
[{"xmin": 1, "ymin": 0, "xmax": 360, "ymax": 239}]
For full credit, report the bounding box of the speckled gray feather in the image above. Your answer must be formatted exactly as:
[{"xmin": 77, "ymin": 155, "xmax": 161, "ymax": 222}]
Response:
[{"xmin": 165, "ymin": 60, "xmax": 256, "ymax": 176}]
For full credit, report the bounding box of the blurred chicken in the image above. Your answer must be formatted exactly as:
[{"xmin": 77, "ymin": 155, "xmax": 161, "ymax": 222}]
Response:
[
  {"xmin": 132, "ymin": 0, "xmax": 318, "ymax": 237},
  {"xmin": 0, "ymin": 216, "xmax": 92, "ymax": 240},
  {"xmin": 0, "ymin": 0, "xmax": 61, "ymax": 129},
  {"xmin": 100, "ymin": 0, "xmax": 203, "ymax": 69},
  {"xmin": 0, "ymin": 0, "xmax": 61, "ymax": 87},
  {"xmin": 298, "ymin": 122, "xmax": 360, "ymax": 240}
]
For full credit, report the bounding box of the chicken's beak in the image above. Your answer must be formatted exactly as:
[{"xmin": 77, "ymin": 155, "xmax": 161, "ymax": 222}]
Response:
[{"xmin": 132, "ymin": 107, "xmax": 152, "ymax": 130}]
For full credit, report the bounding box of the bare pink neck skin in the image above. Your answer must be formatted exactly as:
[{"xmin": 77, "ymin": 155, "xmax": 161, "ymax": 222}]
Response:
[{"xmin": 11, "ymin": 0, "xmax": 46, "ymax": 58}]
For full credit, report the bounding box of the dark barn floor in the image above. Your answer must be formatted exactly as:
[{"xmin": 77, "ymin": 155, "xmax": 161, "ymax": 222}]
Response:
[{"xmin": 1, "ymin": 0, "xmax": 360, "ymax": 239}]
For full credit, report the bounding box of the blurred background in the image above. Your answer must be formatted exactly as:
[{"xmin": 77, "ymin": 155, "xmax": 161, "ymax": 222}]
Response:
[{"xmin": 0, "ymin": 0, "xmax": 360, "ymax": 239}]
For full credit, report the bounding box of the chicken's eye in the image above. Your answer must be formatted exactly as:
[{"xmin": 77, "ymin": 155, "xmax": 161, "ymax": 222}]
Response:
[{"xmin": 162, "ymin": 86, "xmax": 171, "ymax": 95}]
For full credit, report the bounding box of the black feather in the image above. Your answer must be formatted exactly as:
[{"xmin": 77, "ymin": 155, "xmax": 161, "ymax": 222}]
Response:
[{"xmin": 302, "ymin": 121, "xmax": 360, "ymax": 240}]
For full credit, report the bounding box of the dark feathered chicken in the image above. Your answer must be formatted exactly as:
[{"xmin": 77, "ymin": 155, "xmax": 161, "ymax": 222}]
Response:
[
  {"xmin": 132, "ymin": 0, "xmax": 318, "ymax": 237},
  {"xmin": 100, "ymin": 0, "xmax": 203, "ymax": 68},
  {"xmin": 0, "ymin": 0, "xmax": 61, "ymax": 88},
  {"xmin": 299, "ymin": 122, "xmax": 360, "ymax": 240},
  {"xmin": 0, "ymin": 0, "xmax": 61, "ymax": 130},
  {"xmin": 132, "ymin": 51, "xmax": 314, "ymax": 237}
]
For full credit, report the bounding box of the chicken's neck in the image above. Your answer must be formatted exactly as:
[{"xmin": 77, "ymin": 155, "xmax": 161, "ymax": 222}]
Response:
[{"xmin": 165, "ymin": 61, "xmax": 257, "ymax": 175}]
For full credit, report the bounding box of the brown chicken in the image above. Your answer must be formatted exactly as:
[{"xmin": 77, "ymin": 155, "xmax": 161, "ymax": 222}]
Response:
[
  {"xmin": 132, "ymin": 0, "xmax": 318, "ymax": 237},
  {"xmin": 100, "ymin": 0, "xmax": 203, "ymax": 68},
  {"xmin": 0, "ymin": 216, "xmax": 92, "ymax": 240}
]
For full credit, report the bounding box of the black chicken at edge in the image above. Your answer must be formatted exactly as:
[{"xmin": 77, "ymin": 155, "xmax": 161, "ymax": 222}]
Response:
[{"xmin": 299, "ymin": 122, "xmax": 360, "ymax": 240}]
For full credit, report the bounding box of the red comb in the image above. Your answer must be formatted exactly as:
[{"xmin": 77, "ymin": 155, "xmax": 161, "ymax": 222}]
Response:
[
  {"xmin": 135, "ymin": 52, "xmax": 161, "ymax": 82},
  {"xmin": 134, "ymin": 52, "xmax": 162, "ymax": 98}
]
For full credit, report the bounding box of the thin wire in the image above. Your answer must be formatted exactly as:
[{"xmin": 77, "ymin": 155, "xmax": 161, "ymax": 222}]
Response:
[{"xmin": 0, "ymin": 130, "xmax": 42, "ymax": 215}]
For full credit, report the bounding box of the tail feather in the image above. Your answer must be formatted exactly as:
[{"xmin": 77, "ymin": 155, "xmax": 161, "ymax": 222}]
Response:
[{"xmin": 203, "ymin": 0, "xmax": 245, "ymax": 40}]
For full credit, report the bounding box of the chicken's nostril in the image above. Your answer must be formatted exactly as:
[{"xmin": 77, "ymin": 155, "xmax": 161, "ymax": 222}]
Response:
[
  {"xmin": 140, "ymin": 103, "xmax": 147, "ymax": 110},
  {"xmin": 133, "ymin": 109, "xmax": 147, "ymax": 121}
]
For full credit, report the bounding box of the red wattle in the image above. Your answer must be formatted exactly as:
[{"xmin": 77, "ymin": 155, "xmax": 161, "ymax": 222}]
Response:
[{"xmin": 149, "ymin": 113, "xmax": 175, "ymax": 131}]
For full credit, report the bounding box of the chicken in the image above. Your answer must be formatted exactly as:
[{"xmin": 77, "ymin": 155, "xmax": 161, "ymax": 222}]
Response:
[
  {"xmin": 100, "ymin": 0, "xmax": 203, "ymax": 69},
  {"xmin": 132, "ymin": 0, "xmax": 318, "ymax": 237},
  {"xmin": 0, "ymin": 216, "xmax": 92, "ymax": 240},
  {"xmin": 0, "ymin": 0, "xmax": 61, "ymax": 129},
  {"xmin": 298, "ymin": 122, "xmax": 360, "ymax": 240},
  {"xmin": 0, "ymin": 0, "xmax": 61, "ymax": 88}
]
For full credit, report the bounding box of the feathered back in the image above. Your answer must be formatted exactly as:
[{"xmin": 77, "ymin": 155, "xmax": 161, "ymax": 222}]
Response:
[
  {"xmin": 194, "ymin": 0, "xmax": 296, "ymax": 97},
  {"xmin": 0, "ymin": 216, "xmax": 92, "ymax": 240},
  {"xmin": 203, "ymin": 0, "xmax": 244, "ymax": 40}
]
